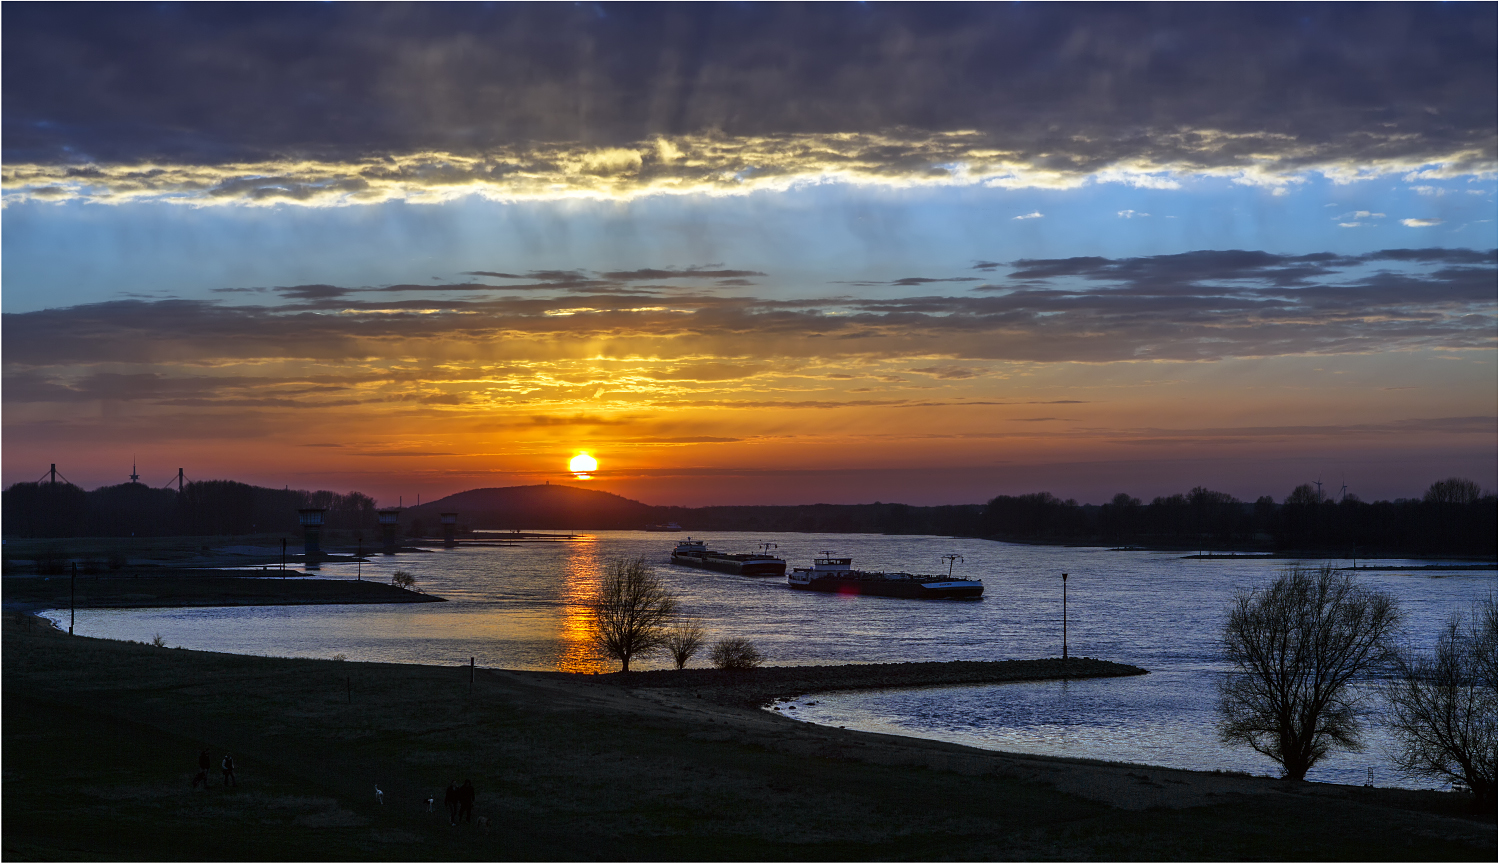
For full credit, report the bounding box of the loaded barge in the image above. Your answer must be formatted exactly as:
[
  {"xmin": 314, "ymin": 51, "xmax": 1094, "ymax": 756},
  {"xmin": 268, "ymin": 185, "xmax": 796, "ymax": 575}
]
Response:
[
  {"xmin": 671, "ymin": 538, "xmax": 788, "ymax": 577},
  {"xmin": 787, "ymin": 555, "xmax": 983, "ymax": 600}
]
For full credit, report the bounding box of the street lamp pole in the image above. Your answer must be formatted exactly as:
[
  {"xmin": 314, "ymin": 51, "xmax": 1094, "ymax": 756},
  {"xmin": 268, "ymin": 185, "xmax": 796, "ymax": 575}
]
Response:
[{"xmin": 1062, "ymin": 572, "xmax": 1068, "ymax": 661}]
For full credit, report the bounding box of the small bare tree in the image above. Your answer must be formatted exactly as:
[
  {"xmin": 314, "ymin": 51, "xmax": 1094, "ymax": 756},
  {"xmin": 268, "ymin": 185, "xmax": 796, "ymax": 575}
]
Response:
[
  {"xmin": 1386, "ymin": 598, "xmax": 1496, "ymax": 809},
  {"xmin": 1217, "ymin": 564, "xmax": 1401, "ymax": 780},
  {"xmin": 709, "ymin": 637, "xmax": 764, "ymax": 671},
  {"xmin": 391, "ymin": 570, "xmax": 418, "ymax": 591},
  {"xmin": 588, "ymin": 556, "xmax": 677, "ymax": 672},
  {"xmin": 666, "ymin": 618, "xmax": 707, "ymax": 670}
]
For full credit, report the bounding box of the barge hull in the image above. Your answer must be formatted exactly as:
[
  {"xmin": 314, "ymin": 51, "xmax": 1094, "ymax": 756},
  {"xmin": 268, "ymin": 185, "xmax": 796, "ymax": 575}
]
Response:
[
  {"xmin": 671, "ymin": 554, "xmax": 787, "ymax": 578},
  {"xmin": 788, "ymin": 578, "xmax": 982, "ymax": 600}
]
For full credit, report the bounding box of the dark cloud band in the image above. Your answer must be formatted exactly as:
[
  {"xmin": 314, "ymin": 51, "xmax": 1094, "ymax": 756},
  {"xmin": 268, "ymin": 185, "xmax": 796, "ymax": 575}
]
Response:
[
  {"xmin": 3, "ymin": 4, "xmax": 1493, "ymax": 204},
  {"xmin": 4, "ymin": 249, "xmax": 1492, "ymax": 379}
]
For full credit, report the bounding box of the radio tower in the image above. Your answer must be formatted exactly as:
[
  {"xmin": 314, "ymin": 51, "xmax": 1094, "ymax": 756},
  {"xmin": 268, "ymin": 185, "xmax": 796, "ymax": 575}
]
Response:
[{"xmin": 130, "ymin": 456, "xmax": 140, "ymax": 484}]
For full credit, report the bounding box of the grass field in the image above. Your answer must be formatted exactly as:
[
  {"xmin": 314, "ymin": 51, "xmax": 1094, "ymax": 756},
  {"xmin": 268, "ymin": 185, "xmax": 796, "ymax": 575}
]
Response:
[{"xmin": 3, "ymin": 612, "xmax": 1493, "ymax": 861}]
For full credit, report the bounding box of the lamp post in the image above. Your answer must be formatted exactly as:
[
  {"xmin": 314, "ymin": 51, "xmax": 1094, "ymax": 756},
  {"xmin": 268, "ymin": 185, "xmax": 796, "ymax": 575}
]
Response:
[{"xmin": 1061, "ymin": 572, "xmax": 1068, "ymax": 661}]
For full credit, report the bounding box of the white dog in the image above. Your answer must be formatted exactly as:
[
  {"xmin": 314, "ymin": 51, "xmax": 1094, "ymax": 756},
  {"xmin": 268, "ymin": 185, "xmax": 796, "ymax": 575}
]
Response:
[{"xmin": 475, "ymin": 815, "xmax": 490, "ymax": 834}]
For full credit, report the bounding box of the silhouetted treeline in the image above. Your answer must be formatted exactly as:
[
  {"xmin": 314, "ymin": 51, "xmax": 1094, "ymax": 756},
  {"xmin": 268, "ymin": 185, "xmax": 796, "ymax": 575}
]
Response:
[
  {"xmin": 980, "ymin": 478, "xmax": 1496, "ymax": 557},
  {"xmin": 5, "ymin": 475, "xmax": 1494, "ymax": 557},
  {"xmin": 2, "ymin": 480, "xmax": 377, "ymax": 538}
]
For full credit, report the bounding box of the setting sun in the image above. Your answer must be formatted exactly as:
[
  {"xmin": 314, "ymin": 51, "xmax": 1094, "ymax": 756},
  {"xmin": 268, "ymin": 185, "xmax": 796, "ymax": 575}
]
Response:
[{"xmin": 569, "ymin": 453, "xmax": 598, "ymax": 479}]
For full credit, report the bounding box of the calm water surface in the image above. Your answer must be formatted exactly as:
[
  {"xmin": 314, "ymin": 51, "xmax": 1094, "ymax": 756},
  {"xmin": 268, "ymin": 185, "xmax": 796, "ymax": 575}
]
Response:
[{"xmin": 44, "ymin": 532, "xmax": 1494, "ymax": 788}]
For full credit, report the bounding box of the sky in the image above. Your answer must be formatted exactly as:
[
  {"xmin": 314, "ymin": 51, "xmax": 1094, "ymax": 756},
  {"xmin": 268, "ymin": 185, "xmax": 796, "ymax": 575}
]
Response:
[{"xmin": 2, "ymin": 2, "xmax": 1495, "ymax": 507}]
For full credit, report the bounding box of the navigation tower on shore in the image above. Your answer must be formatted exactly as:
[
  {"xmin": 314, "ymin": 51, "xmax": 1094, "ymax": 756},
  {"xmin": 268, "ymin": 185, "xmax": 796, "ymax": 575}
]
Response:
[
  {"xmin": 297, "ymin": 508, "xmax": 327, "ymax": 561},
  {"xmin": 378, "ymin": 509, "xmax": 401, "ymax": 554}
]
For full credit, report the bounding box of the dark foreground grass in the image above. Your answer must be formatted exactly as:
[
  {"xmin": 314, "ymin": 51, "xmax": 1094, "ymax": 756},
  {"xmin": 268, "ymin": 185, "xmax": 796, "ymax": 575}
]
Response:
[{"xmin": 3, "ymin": 613, "xmax": 1492, "ymax": 861}]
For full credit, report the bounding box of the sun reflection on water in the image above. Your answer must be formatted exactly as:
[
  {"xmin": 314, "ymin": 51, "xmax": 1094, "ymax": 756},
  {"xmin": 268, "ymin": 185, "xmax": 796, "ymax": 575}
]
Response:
[{"xmin": 556, "ymin": 538, "xmax": 610, "ymax": 673}]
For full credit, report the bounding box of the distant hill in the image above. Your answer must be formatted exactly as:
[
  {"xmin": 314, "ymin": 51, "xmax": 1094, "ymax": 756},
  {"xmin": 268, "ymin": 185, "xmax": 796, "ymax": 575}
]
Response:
[
  {"xmin": 397, "ymin": 484, "xmax": 990, "ymax": 536},
  {"xmin": 400, "ymin": 484, "xmax": 660, "ymax": 531}
]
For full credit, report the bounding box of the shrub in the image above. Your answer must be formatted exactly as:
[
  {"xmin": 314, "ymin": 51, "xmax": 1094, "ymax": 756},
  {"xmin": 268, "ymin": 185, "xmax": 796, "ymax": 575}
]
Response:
[
  {"xmin": 709, "ymin": 637, "xmax": 764, "ymax": 671},
  {"xmin": 391, "ymin": 570, "xmax": 418, "ymax": 590},
  {"xmin": 666, "ymin": 619, "xmax": 707, "ymax": 670}
]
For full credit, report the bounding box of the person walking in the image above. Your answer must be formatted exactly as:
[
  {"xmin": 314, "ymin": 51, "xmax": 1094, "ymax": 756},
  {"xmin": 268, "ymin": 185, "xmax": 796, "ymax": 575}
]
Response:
[
  {"xmin": 457, "ymin": 779, "xmax": 474, "ymax": 824},
  {"xmin": 444, "ymin": 781, "xmax": 459, "ymax": 825},
  {"xmin": 221, "ymin": 754, "xmax": 237, "ymax": 787},
  {"xmin": 192, "ymin": 749, "xmax": 211, "ymax": 789}
]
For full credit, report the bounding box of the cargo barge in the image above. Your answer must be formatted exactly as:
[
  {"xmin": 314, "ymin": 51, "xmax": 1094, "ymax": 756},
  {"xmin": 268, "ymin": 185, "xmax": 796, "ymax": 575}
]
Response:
[
  {"xmin": 670, "ymin": 538, "xmax": 787, "ymax": 578},
  {"xmin": 787, "ymin": 555, "xmax": 983, "ymax": 599}
]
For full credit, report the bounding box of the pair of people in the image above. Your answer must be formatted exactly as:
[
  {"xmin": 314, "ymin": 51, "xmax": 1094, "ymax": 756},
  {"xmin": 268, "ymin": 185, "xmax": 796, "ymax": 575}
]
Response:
[
  {"xmin": 443, "ymin": 779, "xmax": 475, "ymax": 824},
  {"xmin": 192, "ymin": 749, "xmax": 235, "ymax": 788}
]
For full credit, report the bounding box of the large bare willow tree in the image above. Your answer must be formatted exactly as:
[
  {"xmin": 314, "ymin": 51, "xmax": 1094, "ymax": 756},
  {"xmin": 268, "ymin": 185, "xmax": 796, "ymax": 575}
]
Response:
[
  {"xmin": 1217, "ymin": 564, "xmax": 1401, "ymax": 781},
  {"xmin": 587, "ymin": 556, "xmax": 677, "ymax": 672},
  {"xmin": 1386, "ymin": 598, "xmax": 1497, "ymax": 809}
]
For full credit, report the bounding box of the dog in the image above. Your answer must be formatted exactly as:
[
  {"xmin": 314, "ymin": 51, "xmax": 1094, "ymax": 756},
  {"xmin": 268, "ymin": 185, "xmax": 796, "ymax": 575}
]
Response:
[
  {"xmin": 374, "ymin": 784, "xmax": 383, "ymax": 805},
  {"xmin": 475, "ymin": 815, "xmax": 490, "ymax": 834}
]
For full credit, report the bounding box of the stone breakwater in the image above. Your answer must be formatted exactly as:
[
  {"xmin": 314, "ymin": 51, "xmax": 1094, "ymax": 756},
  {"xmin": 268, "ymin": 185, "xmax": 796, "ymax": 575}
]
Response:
[{"xmin": 590, "ymin": 658, "xmax": 1148, "ymax": 708}]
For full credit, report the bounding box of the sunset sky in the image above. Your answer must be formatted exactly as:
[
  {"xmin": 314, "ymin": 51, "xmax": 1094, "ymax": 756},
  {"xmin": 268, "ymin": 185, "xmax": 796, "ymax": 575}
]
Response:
[{"xmin": 3, "ymin": 3, "xmax": 1495, "ymax": 507}]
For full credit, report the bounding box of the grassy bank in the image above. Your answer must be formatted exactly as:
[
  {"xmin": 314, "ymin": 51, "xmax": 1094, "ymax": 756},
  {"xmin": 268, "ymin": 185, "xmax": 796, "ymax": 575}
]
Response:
[{"xmin": 3, "ymin": 615, "xmax": 1492, "ymax": 861}]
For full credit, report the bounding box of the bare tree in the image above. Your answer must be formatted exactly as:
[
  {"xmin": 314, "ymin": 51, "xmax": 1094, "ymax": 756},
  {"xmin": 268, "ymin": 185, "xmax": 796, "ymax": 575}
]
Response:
[
  {"xmin": 1217, "ymin": 564, "xmax": 1401, "ymax": 780},
  {"xmin": 1423, "ymin": 477, "xmax": 1483, "ymax": 505},
  {"xmin": 709, "ymin": 637, "xmax": 764, "ymax": 670},
  {"xmin": 666, "ymin": 618, "xmax": 707, "ymax": 670},
  {"xmin": 1386, "ymin": 598, "xmax": 1496, "ymax": 809},
  {"xmin": 587, "ymin": 556, "xmax": 677, "ymax": 672}
]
